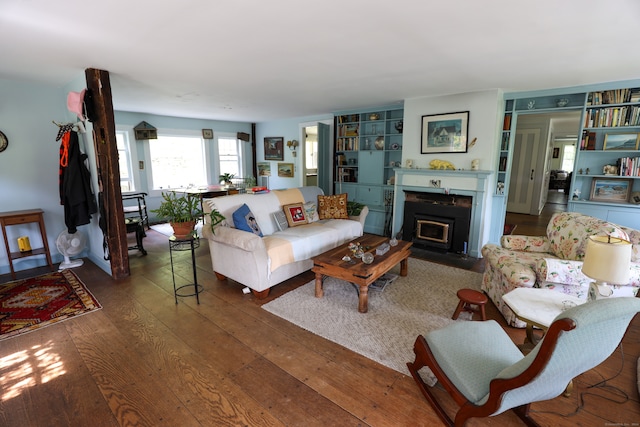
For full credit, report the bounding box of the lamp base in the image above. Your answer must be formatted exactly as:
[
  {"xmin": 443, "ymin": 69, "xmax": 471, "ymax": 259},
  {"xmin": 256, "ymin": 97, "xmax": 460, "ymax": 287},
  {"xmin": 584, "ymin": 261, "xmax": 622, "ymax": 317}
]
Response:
[{"xmin": 588, "ymin": 281, "xmax": 614, "ymax": 301}]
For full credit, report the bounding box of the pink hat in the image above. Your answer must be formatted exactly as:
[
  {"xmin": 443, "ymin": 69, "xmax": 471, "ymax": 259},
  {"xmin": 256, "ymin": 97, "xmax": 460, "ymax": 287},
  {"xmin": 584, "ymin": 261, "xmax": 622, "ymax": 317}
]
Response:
[{"xmin": 67, "ymin": 89, "xmax": 86, "ymax": 120}]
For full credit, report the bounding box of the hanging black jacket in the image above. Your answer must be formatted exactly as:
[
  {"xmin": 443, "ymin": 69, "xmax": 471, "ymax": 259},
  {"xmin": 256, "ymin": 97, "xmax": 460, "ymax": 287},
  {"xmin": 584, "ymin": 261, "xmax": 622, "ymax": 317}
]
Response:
[{"xmin": 59, "ymin": 131, "xmax": 97, "ymax": 233}]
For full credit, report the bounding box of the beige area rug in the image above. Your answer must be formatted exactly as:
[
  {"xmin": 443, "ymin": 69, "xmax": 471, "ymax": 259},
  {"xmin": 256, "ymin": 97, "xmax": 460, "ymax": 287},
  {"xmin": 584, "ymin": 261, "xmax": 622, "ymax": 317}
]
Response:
[{"xmin": 262, "ymin": 257, "xmax": 482, "ymax": 376}]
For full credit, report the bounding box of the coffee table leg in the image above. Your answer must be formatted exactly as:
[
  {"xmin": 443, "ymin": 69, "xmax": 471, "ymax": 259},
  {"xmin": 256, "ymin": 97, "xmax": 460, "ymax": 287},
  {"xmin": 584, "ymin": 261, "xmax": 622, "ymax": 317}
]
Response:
[
  {"xmin": 315, "ymin": 273, "xmax": 324, "ymax": 298},
  {"xmin": 358, "ymin": 284, "xmax": 369, "ymax": 313},
  {"xmin": 400, "ymin": 256, "xmax": 409, "ymax": 276}
]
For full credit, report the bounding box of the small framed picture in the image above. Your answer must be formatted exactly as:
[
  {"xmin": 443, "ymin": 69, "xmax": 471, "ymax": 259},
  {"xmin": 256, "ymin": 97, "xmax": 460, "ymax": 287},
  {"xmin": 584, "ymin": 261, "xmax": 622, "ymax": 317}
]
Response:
[
  {"xmin": 202, "ymin": 129, "xmax": 213, "ymax": 139},
  {"xmin": 264, "ymin": 137, "xmax": 284, "ymax": 161},
  {"xmin": 277, "ymin": 162, "xmax": 294, "ymax": 178},
  {"xmin": 421, "ymin": 111, "xmax": 469, "ymax": 154},
  {"xmin": 257, "ymin": 162, "xmax": 271, "ymax": 176},
  {"xmin": 589, "ymin": 178, "xmax": 633, "ymax": 203},
  {"xmin": 603, "ymin": 133, "xmax": 640, "ymax": 150},
  {"xmin": 552, "ymin": 147, "xmax": 559, "ymax": 158}
]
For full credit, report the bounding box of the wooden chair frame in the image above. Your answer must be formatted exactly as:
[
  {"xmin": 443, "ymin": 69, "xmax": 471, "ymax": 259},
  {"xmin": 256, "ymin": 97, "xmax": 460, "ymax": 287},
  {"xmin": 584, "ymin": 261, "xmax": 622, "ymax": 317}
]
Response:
[{"xmin": 407, "ymin": 318, "xmax": 575, "ymax": 427}]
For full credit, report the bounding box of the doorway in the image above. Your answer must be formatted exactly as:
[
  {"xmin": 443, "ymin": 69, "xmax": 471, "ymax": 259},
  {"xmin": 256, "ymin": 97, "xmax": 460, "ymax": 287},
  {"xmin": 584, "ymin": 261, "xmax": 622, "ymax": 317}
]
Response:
[{"xmin": 504, "ymin": 110, "xmax": 581, "ymax": 234}]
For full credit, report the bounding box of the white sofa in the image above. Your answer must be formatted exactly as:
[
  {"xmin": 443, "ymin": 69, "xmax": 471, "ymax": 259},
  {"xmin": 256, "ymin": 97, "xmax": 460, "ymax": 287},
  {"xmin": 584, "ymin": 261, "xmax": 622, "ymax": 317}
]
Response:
[{"xmin": 202, "ymin": 186, "xmax": 368, "ymax": 298}]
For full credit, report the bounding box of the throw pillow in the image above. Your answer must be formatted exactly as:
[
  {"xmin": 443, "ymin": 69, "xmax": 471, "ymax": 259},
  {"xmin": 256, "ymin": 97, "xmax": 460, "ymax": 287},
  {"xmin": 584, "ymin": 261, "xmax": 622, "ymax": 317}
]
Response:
[
  {"xmin": 273, "ymin": 210, "xmax": 289, "ymax": 232},
  {"xmin": 304, "ymin": 202, "xmax": 319, "ymax": 223},
  {"xmin": 317, "ymin": 193, "xmax": 349, "ymax": 219},
  {"xmin": 283, "ymin": 203, "xmax": 307, "ymax": 227},
  {"xmin": 232, "ymin": 203, "xmax": 263, "ymax": 237}
]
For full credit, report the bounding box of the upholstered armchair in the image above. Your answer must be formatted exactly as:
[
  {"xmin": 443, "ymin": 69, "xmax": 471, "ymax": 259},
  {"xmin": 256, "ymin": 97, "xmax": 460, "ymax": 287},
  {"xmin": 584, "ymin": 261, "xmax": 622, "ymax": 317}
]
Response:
[
  {"xmin": 482, "ymin": 212, "xmax": 640, "ymax": 327},
  {"xmin": 407, "ymin": 297, "xmax": 640, "ymax": 427}
]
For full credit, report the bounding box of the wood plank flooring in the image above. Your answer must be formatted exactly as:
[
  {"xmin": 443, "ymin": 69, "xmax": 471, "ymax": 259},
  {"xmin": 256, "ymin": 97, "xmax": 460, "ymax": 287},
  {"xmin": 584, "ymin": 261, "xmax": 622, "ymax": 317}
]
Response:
[{"xmin": 0, "ymin": 220, "xmax": 638, "ymax": 426}]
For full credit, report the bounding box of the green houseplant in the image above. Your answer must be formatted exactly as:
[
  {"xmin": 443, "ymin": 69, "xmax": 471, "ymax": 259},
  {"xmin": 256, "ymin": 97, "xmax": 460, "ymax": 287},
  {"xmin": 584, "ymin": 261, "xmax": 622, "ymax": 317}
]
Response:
[
  {"xmin": 151, "ymin": 192, "xmax": 203, "ymax": 239},
  {"xmin": 219, "ymin": 173, "xmax": 235, "ymax": 186}
]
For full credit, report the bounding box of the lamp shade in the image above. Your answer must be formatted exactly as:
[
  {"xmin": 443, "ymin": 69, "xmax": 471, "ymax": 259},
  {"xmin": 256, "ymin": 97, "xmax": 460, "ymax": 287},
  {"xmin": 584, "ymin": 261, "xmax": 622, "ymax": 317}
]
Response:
[{"xmin": 582, "ymin": 235, "xmax": 632, "ymax": 284}]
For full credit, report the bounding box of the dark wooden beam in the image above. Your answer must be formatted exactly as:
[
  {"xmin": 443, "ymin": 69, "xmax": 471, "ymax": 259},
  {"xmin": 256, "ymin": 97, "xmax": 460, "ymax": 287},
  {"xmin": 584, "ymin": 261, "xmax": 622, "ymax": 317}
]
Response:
[
  {"xmin": 85, "ymin": 68, "xmax": 130, "ymax": 279},
  {"xmin": 251, "ymin": 123, "xmax": 257, "ymax": 179}
]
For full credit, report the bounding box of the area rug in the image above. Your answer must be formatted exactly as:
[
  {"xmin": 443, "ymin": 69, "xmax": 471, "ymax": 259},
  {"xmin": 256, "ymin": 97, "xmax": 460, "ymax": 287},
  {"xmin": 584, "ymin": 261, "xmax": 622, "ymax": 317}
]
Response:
[
  {"xmin": 0, "ymin": 269, "xmax": 101, "ymax": 341},
  {"xmin": 262, "ymin": 257, "xmax": 482, "ymax": 375}
]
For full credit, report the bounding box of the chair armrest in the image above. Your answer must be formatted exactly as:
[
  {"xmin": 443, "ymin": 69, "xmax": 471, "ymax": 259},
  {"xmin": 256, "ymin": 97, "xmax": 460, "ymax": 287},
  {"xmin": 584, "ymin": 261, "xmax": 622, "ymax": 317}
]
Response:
[
  {"xmin": 535, "ymin": 258, "xmax": 592, "ymax": 287},
  {"xmin": 501, "ymin": 235, "xmax": 550, "ymax": 253},
  {"xmin": 209, "ymin": 226, "xmax": 265, "ymax": 252}
]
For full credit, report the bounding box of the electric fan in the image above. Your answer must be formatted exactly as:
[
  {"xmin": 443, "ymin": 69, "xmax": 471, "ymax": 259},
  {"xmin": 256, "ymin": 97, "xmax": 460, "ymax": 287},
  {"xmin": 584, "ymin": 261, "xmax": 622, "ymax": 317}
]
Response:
[{"xmin": 56, "ymin": 230, "xmax": 87, "ymax": 271}]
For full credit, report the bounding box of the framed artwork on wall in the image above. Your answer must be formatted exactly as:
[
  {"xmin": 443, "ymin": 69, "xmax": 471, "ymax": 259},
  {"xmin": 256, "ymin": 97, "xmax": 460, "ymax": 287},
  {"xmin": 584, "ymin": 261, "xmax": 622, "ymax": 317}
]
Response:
[
  {"xmin": 264, "ymin": 137, "xmax": 284, "ymax": 161},
  {"xmin": 257, "ymin": 162, "xmax": 271, "ymax": 176},
  {"xmin": 421, "ymin": 111, "xmax": 469, "ymax": 154},
  {"xmin": 278, "ymin": 162, "xmax": 294, "ymax": 178}
]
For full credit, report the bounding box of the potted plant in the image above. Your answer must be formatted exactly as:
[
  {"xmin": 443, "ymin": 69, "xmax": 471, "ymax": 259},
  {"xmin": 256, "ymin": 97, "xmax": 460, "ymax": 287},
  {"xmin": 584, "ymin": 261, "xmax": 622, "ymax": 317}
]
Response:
[
  {"xmin": 208, "ymin": 208, "xmax": 225, "ymax": 235},
  {"xmin": 151, "ymin": 192, "xmax": 203, "ymax": 239},
  {"xmin": 219, "ymin": 173, "xmax": 235, "ymax": 187}
]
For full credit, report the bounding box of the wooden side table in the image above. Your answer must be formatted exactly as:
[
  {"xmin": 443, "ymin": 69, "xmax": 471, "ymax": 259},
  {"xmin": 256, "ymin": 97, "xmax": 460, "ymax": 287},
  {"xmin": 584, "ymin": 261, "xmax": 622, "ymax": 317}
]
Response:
[{"xmin": 0, "ymin": 209, "xmax": 54, "ymax": 279}]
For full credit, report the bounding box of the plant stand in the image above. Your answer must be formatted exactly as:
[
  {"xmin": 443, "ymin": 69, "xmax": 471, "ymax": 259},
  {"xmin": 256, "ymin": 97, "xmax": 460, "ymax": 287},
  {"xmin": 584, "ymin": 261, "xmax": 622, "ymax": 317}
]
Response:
[{"xmin": 169, "ymin": 235, "xmax": 202, "ymax": 304}]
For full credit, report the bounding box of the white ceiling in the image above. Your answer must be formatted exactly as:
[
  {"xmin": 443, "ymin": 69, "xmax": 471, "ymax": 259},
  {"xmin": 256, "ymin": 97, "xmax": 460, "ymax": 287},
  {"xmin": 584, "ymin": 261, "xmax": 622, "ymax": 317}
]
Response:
[{"xmin": 2, "ymin": 0, "xmax": 640, "ymax": 123}]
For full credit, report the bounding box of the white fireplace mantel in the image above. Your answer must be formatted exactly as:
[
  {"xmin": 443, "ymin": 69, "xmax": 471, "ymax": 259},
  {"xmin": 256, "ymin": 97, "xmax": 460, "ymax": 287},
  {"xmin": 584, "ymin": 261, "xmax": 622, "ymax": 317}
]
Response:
[{"xmin": 391, "ymin": 168, "xmax": 493, "ymax": 258}]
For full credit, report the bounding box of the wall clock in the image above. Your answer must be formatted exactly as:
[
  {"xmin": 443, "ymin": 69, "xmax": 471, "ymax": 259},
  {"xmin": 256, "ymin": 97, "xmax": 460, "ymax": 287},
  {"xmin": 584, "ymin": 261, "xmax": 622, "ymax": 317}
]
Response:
[{"xmin": 0, "ymin": 131, "xmax": 8, "ymax": 153}]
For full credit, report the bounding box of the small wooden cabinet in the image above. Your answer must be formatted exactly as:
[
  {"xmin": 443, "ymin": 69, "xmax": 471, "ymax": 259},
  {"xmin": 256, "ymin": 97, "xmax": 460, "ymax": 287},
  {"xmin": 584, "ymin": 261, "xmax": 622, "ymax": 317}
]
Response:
[{"xmin": 0, "ymin": 209, "xmax": 54, "ymax": 279}]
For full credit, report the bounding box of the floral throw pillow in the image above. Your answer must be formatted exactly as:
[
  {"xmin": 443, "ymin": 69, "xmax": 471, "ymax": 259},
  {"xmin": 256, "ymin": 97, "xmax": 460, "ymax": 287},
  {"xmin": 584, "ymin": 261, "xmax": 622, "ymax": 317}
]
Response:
[{"xmin": 317, "ymin": 193, "xmax": 349, "ymax": 219}]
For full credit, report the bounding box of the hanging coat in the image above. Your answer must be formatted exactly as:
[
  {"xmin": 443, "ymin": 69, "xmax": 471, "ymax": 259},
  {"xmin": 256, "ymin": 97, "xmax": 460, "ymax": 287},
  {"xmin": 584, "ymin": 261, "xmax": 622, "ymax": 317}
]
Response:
[{"xmin": 59, "ymin": 131, "xmax": 97, "ymax": 233}]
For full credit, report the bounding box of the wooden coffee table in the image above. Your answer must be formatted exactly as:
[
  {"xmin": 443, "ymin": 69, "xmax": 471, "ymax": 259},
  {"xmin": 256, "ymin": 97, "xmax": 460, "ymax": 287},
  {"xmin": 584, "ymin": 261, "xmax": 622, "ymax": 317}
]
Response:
[{"xmin": 312, "ymin": 234, "xmax": 412, "ymax": 313}]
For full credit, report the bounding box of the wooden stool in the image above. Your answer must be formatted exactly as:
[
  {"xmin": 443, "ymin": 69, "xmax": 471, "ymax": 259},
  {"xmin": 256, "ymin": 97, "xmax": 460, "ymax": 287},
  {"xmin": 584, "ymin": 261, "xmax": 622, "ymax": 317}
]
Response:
[{"xmin": 452, "ymin": 289, "xmax": 487, "ymax": 321}]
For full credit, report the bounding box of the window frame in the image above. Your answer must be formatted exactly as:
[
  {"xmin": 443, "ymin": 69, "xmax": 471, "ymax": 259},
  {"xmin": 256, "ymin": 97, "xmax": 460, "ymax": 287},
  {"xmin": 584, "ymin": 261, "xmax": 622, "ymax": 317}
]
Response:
[
  {"xmin": 116, "ymin": 126, "xmax": 140, "ymax": 194},
  {"xmin": 142, "ymin": 128, "xmax": 212, "ymax": 197}
]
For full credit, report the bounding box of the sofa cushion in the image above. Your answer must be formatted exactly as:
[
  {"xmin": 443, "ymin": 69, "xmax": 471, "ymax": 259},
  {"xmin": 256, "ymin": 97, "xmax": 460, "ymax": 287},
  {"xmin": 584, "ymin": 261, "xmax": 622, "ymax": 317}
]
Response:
[
  {"xmin": 232, "ymin": 203, "xmax": 263, "ymax": 237},
  {"xmin": 318, "ymin": 193, "xmax": 349, "ymax": 219},
  {"xmin": 304, "ymin": 202, "xmax": 319, "ymax": 223},
  {"xmin": 283, "ymin": 203, "xmax": 307, "ymax": 227},
  {"xmin": 273, "ymin": 210, "xmax": 289, "ymax": 231}
]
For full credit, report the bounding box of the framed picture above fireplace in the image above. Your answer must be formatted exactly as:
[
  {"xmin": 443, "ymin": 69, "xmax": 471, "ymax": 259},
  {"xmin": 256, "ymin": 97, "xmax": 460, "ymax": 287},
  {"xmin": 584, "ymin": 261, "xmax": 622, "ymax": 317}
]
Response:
[{"xmin": 421, "ymin": 111, "xmax": 469, "ymax": 154}]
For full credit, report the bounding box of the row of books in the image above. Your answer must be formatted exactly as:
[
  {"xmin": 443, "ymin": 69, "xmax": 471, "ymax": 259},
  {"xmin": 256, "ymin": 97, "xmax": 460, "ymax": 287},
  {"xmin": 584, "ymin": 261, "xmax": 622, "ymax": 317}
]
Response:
[
  {"xmin": 584, "ymin": 106, "xmax": 640, "ymax": 128},
  {"xmin": 337, "ymin": 114, "xmax": 360, "ymax": 124},
  {"xmin": 588, "ymin": 88, "xmax": 640, "ymax": 105},
  {"xmin": 580, "ymin": 131, "xmax": 596, "ymax": 150},
  {"xmin": 337, "ymin": 124, "xmax": 359, "ymax": 137},
  {"xmin": 616, "ymin": 157, "xmax": 640, "ymax": 177},
  {"xmin": 336, "ymin": 137, "xmax": 359, "ymax": 151}
]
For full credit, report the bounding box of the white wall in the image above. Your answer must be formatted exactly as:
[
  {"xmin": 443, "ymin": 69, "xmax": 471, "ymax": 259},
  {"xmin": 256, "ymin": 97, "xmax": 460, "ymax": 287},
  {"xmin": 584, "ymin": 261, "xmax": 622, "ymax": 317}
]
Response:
[{"xmin": 0, "ymin": 76, "xmax": 107, "ymax": 274}]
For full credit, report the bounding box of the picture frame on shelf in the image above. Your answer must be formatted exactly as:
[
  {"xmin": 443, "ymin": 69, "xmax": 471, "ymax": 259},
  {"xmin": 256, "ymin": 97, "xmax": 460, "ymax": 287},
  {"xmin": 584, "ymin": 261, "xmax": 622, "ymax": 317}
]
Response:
[
  {"xmin": 589, "ymin": 178, "xmax": 633, "ymax": 203},
  {"xmin": 603, "ymin": 133, "xmax": 640, "ymax": 151},
  {"xmin": 277, "ymin": 162, "xmax": 294, "ymax": 178},
  {"xmin": 421, "ymin": 111, "xmax": 469, "ymax": 154},
  {"xmin": 264, "ymin": 137, "xmax": 284, "ymax": 161}
]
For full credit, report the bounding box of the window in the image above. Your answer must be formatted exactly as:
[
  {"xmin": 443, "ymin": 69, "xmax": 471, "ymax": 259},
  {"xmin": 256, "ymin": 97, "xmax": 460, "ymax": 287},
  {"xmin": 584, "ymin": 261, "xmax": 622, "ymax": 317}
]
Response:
[
  {"xmin": 147, "ymin": 133, "xmax": 208, "ymax": 191},
  {"xmin": 217, "ymin": 135, "xmax": 242, "ymax": 178},
  {"xmin": 116, "ymin": 130, "xmax": 135, "ymax": 193},
  {"xmin": 561, "ymin": 144, "xmax": 576, "ymax": 172}
]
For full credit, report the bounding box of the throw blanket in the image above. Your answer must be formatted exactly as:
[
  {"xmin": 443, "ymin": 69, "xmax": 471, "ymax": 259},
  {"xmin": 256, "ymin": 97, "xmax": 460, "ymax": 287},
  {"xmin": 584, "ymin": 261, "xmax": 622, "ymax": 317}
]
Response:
[{"xmin": 263, "ymin": 220, "xmax": 360, "ymax": 272}]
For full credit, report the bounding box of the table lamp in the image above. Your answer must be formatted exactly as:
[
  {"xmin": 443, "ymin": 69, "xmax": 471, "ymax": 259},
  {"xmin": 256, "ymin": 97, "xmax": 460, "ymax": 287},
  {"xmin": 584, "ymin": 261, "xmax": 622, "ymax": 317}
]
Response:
[{"xmin": 582, "ymin": 235, "xmax": 631, "ymax": 301}]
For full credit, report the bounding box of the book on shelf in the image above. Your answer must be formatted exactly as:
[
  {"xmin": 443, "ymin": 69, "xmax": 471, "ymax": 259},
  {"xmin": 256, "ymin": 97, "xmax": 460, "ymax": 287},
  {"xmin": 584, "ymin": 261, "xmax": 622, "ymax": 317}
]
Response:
[
  {"xmin": 503, "ymin": 114, "xmax": 512, "ymax": 130},
  {"xmin": 580, "ymin": 130, "xmax": 596, "ymax": 150}
]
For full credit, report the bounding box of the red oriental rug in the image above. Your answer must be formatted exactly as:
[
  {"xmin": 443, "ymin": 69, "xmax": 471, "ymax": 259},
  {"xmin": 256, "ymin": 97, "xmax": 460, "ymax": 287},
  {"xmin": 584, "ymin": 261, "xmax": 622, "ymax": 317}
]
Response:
[{"xmin": 0, "ymin": 269, "xmax": 101, "ymax": 341}]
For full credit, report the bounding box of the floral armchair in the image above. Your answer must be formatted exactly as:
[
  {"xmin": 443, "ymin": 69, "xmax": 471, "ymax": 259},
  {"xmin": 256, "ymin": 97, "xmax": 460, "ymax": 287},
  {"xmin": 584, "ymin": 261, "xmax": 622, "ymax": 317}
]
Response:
[{"xmin": 482, "ymin": 212, "xmax": 640, "ymax": 327}]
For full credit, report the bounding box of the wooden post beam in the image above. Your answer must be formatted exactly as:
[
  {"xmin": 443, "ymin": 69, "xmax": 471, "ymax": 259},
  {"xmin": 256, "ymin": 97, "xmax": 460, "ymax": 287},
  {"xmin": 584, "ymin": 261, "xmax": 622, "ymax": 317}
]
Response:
[{"xmin": 85, "ymin": 68, "xmax": 130, "ymax": 279}]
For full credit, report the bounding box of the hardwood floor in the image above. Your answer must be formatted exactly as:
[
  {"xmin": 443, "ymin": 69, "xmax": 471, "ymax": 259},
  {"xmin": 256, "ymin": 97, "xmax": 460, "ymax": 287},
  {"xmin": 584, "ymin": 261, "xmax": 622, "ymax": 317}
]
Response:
[
  {"xmin": 505, "ymin": 189, "xmax": 569, "ymax": 236},
  {"xmin": 0, "ymin": 224, "xmax": 638, "ymax": 426}
]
